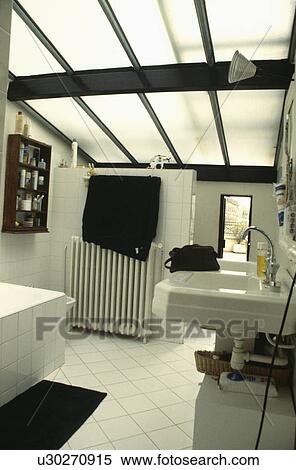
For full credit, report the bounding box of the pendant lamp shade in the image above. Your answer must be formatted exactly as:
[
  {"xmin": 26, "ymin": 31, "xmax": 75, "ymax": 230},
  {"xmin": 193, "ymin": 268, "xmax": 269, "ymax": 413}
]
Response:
[{"xmin": 228, "ymin": 50, "xmax": 257, "ymax": 84}]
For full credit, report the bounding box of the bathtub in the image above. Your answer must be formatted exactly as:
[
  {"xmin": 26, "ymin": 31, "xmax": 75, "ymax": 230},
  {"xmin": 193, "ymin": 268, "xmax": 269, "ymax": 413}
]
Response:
[{"xmin": 0, "ymin": 282, "xmax": 67, "ymax": 407}]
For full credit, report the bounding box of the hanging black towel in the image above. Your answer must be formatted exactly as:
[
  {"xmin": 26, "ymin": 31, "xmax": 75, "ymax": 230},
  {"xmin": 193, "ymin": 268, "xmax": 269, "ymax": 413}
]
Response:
[{"xmin": 82, "ymin": 175, "xmax": 161, "ymax": 261}]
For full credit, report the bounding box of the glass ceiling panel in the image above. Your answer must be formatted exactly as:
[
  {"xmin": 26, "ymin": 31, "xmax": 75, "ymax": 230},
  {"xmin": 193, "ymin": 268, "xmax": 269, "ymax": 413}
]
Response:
[
  {"xmin": 218, "ymin": 90, "xmax": 285, "ymax": 166},
  {"xmin": 19, "ymin": 0, "xmax": 131, "ymax": 70},
  {"xmin": 9, "ymin": 11, "xmax": 64, "ymax": 76},
  {"xmin": 109, "ymin": 0, "xmax": 205, "ymax": 65},
  {"xmin": 26, "ymin": 98, "xmax": 130, "ymax": 163},
  {"xmin": 147, "ymin": 92, "xmax": 224, "ymax": 165},
  {"xmin": 84, "ymin": 95, "xmax": 169, "ymax": 162},
  {"xmin": 206, "ymin": 0, "xmax": 296, "ymax": 61}
]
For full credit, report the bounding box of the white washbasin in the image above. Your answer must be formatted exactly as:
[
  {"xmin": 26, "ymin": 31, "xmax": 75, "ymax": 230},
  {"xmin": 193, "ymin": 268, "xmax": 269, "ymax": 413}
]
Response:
[{"xmin": 152, "ymin": 267, "xmax": 296, "ymax": 335}]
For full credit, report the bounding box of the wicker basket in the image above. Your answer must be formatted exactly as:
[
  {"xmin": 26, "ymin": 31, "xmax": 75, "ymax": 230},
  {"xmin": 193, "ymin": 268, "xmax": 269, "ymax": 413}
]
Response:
[{"xmin": 194, "ymin": 350, "xmax": 291, "ymax": 386}]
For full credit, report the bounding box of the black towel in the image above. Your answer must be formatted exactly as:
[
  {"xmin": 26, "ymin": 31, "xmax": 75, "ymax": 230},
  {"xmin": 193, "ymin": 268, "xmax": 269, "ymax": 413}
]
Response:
[{"xmin": 82, "ymin": 175, "xmax": 161, "ymax": 261}]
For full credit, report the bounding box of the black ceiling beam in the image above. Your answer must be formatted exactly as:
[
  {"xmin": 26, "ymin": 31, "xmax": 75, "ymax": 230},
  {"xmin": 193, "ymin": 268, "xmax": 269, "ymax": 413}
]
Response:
[
  {"xmin": 194, "ymin": 165, "xmax": 277, "ymax": 183},
  {"xmin": 8, "ymin": 60, "xmax": 292, "ymax": 102},
  {"xmin": 194, "ymin": 0, "xmax": 230, "ymax": 166},
  {"xmin": 97, "ymin": 0, "xmax": 183, "ymax": 167},
  {"xmin": 87, "ymin": 163, "xmax": 276, "ymax": 183},
  {"xmin": 12, "ymin": 0, "xmax": 140, "ymax": 167}
]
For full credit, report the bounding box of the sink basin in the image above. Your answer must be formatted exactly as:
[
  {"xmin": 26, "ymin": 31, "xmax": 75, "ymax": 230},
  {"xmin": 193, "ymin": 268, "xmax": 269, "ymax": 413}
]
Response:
[{"xmin": 152, "ymin": 267, "xmax": 296, "ymax": 335}]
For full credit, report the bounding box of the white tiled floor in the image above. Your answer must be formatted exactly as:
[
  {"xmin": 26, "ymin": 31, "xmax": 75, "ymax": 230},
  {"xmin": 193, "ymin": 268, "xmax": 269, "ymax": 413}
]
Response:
[{"xmin": 46, "ymin": 330, "xmax": 215, "ymax": 450}]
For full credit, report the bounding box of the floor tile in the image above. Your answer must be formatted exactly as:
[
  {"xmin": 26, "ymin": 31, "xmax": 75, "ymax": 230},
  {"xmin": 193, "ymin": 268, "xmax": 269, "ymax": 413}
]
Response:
[
  {"xmin": 145, "ymin": 363, "xmax": 174, "ymax": 376},
  {"xmin": 132, "ymin": 408, "xmax": 173, "ymax": 433},
  {"xmin": 94, "ymin": 341, "xmax": 120, "ymax": 352},
  {"xmin": 64, "ymin": 354, "xmax": 83, "ymax": 366},
  {"xmin": 118, "ymin": 394, "xmax": 156, "ymax": 414},
  {"xmin": 167, "ymin": 360, "xmax": 195, "ymax": 372},
  {"xmin": 61, "ymin": 364, "xmax": 91, "ymax": 378},
  {"xmin": 69, "ymin": 374, "xmax": 102, "ymax": 390},
  {"xmin": 79, "ymin": 352, "xmax": 106, "ymax": 363},
  {"xmin": 173, "ymin": 384, "xmax": 200, "ymax": 401},
  {"xmin": 157, "ymin": 352, "xmax": 185, "ymax": 363},
  {"xmin": 148, "ymin": 425, "xmax": 192, "ymax": 450},
  {"xmin": 111, "ymin": 358, "xmax": 139, "ymax": 370},
  {"xmin": 102, "ymin": 349, "xmax": 129, "ymax": 360},
  {"xmin": 68, "ymin": 422, "xmax": 108, "ymax": 449},
  {"xmin": 96, "ymin": 370, "xmax": 128, "ymax": 386},
  {"xmin": 148, "ymin": 389, "xmax": 183, "ymax": 407},
  {"xmin": 113, "ymin": 434, "xmax": 157, "ymax": 450},
  {"xmin": 158, "ymin": 373, "xmax": 191, "ymax": 388},
  {"xmin": 87, "ymin": 361, "xmax": 117, "ymax": 374},
  {"xmin": 93, "ymin": 399, "xmax": 127, "ymax": 421},
  {"xmin": 121, "ymin": 367, "xmax": 152, "ymax": 381},
  {"xmin": 135, "ymin": 355, "xmax": 163, "ymax": 366},
  {"xmin": 86, "ymin": 442, "xmax": 114, "ymax": 450},
  {"xmin": 71, "ymin": 344, "xmax": 98, "ymax": 354},
  {"xmin": 125, "ymin": 348, "xmax": 153, "ymax": 358},
  {"xmin": 178, "ymin": 420, "xmax": 194, "ymax": 438},
  {"xmin": 99, "ymin": 415, "xmax": 142, "ymax": 441},
  {"xmin": 134, "ymin": 377, "xmax": 166, "ymax": 393},
  {"xmin": 143, "ymin": 344, "xmax": 168, "ymax": 354},
  {"xmin": 106, "ymin": 381, "xmax": 140, "ymax": 399},
  {"xmin": 160, "ymin": 402, "xmax": 194, "ymax": 424}
]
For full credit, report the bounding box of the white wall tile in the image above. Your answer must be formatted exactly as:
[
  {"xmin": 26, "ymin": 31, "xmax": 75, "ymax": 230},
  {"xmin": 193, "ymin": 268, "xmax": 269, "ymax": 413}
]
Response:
[{"xmin": 1, "ymin": 314, "xmax": 18, "ymax": 342}]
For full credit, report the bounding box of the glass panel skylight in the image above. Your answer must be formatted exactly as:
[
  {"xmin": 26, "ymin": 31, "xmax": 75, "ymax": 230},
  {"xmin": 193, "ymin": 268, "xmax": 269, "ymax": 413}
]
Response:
[
  {"xmin": 84, "ymin": 95, "xmax": 169, "ymax": 162},
  {"xmin": 206, "ymin": 0, "xmax": 296, "ymax": 61},
  {"xmin": 109, "ymin": 0, "xmax": 205, "ymax": 65},
  {"xmin": 147, "ymin": 92, "xmax": 224, "ymax": 165},
  {"xmin": 19, "ymin": 0, "xmax": 131, "ymax": 70},
  {"xmin": 9, "ymin": 11, "xmax": 64, "ymax": 76},
  {"xmin": 26, "ymin": 98, "xmax": 130, "ymax": 163},
  {"xmin": 218, "ymin": 90, "xmax": 285, "ymax": 166}
]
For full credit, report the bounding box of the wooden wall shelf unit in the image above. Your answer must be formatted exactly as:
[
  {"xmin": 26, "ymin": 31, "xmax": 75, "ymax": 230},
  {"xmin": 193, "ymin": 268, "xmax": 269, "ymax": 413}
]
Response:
[{"xmin": 2, "ymin": 134, "xmax": 51, "ymax": 234}]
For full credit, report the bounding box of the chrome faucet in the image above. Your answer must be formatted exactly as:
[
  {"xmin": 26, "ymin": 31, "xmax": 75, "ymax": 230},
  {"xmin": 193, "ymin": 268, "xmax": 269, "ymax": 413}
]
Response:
[{"xmin": 242, "ymin": 226, "xmax": 279, "ymax": 288}]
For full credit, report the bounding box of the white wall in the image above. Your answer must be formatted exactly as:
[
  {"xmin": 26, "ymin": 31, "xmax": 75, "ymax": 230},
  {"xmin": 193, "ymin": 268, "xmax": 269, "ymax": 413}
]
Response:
[
  {"xmin": 0, "ymin": 0, "xmax": 12, "ymax": 180},
  {"xmin": 0, "ymin": 100, "xmax": 72, "ymax": 288},
  {"xmin": 194, "ymin": 181, "xmax": 278, "ymax": 261}
]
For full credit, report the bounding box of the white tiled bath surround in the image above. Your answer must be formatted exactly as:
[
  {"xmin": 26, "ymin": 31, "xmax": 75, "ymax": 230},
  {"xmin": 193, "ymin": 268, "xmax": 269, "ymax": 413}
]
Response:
[{"xmin": 0, "ymin": 290, "xmax": 66, "ymax": 406}]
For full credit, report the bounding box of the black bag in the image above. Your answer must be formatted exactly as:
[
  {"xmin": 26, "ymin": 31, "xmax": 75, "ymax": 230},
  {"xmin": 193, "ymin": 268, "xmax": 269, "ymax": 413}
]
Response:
[{"xmin": 164, "ymin": 244, "xmax": 220, "ymax": 273}]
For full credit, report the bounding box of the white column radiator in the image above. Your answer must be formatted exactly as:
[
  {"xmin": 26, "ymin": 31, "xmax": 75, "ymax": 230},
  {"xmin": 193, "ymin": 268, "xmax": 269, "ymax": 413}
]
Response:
[{"xmin": 69, "ymin": 236, "xmax": 163, "ymax": 340}]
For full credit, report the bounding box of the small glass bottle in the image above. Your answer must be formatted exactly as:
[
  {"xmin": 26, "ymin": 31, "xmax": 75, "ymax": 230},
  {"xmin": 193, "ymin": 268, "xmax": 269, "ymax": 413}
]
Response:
[{"xmin": 257, "ymin": 242, "xmax": 268, "ymax": 278}]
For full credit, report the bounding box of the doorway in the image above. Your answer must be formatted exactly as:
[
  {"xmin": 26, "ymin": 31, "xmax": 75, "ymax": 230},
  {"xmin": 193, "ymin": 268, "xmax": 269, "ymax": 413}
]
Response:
[{"xmin": 218, "ymin": 195, "xmax": 253, "ymax": 260}]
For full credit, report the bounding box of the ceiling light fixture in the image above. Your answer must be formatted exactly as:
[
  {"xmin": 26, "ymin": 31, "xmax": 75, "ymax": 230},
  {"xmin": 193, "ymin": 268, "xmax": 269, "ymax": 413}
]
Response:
[{"xmin": 228, "ymin": 50, "xmax": 294, "ymax": 84}]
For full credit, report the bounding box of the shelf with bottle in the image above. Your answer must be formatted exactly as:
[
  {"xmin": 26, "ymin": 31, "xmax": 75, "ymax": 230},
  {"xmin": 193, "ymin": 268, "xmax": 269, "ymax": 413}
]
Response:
[
  {"xmin": 19, "ymin": 162, "xmax": 49, "ymax": 173},
  {"xmin": 2, "ymin": 134, "xmax": 51, "ymax": 234},
  {"xmin": 17, "ymin": 187, "xmax": 47, "ymax": 195}
]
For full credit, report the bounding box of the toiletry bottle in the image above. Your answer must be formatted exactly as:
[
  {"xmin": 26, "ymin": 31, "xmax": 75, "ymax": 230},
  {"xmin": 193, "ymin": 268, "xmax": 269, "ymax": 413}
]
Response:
[
  {"xmin": 38, "ymin": 158, "xmax": 46, "ymax": 169},
  {"xmin": 32, "ymin": 170, "xmax": 39, "ymax": 190},
  {"xmin": 25, "ymin": 171, "xmax": 31, "ymax": 189},
  {"xmin": 19, "ymin": 142, "xmax": 25, "ymax": 163},
  {"xmin": 15, "ymin": 111, "xmax": 24, "ymax": 134},
  {"xmin": 23, "ymin": 119, "xmax": 32, "ymax": 137},
  {"xmin": 257, "ymin": 242, "xmax": 267, "ymax": 278},
  {"xmin": 19, "ymin": 169, "xmax": 26, "ymax": 188},
  {"xmin": 32, "ymin": 196, "xmax": 38, "ymax": 211},
  {"xmin": 71, "ymin": 139, "xmax": 78, "ymax": 168},
  {"xmin": 23, "ymin": 143, "xmax": 29, "ymax": 164}
]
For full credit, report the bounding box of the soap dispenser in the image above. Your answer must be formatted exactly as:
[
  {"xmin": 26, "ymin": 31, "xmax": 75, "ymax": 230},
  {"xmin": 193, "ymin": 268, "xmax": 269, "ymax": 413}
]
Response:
[{"xmin": 257, "ymin": 242, "xmax": 267, "ymax": 278}]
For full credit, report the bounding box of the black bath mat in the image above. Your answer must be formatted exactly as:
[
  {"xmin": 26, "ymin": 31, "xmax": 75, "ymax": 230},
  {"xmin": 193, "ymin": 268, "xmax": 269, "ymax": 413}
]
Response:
[{"xmin": 0, "ymin": 380, "xmax": 107, "ymax": 450}]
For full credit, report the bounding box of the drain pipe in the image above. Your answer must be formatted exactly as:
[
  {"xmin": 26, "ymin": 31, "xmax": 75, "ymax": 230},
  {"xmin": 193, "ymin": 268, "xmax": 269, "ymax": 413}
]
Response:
[{"xmin": 231, "ymin": 338, "xmax": 288, "ymax": 370}]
